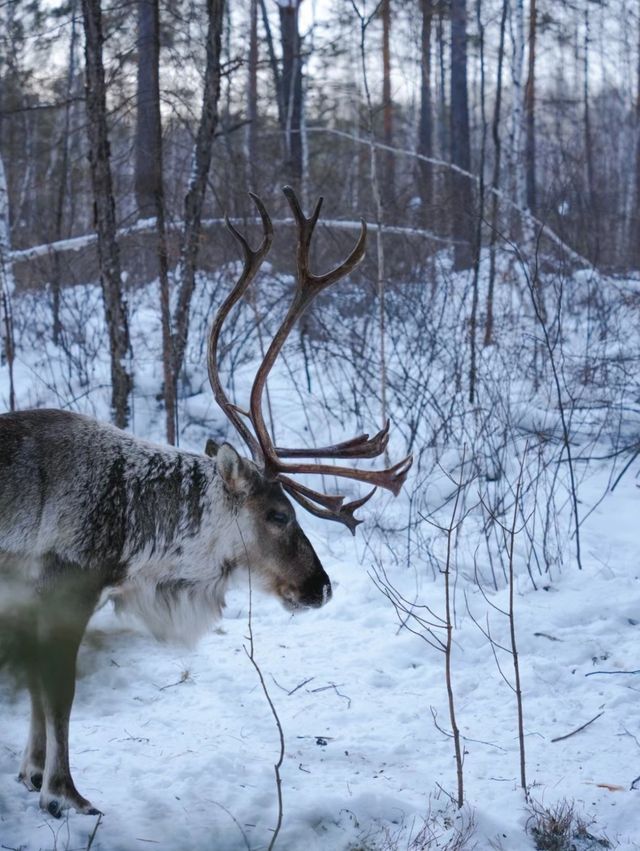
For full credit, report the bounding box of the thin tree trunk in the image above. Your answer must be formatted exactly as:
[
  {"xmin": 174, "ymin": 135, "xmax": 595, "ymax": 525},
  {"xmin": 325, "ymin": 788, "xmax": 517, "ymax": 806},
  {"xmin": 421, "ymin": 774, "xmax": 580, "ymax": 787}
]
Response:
[
  {"xmin": 632, "ymin": 3, "xmax": 640, "ymax": 267},
  {"xmin": 171, "ymin": 0, "xmax": 224, "ymax": 418},
  {"xmin": 279, "ymin": 1, "xmax": 303, "ymax": 186},
  {"xmin": 418, "ymin": 0, "xmax": 434, "ymax": 216},
  {"xmin": 0, "ymin": 151, "xmax": 16, "ymax": 411},
  {"xmin": 450, "ymin": 0, "xmax": 473, "ymax": 269},
  {"xmin": 381, "ymin": 0, "xmax": 394, "ymax": 209},
  {"xmin": 524, "ymin": 0, "xmax": 537, "ymax": 212},
  {"xmin": 259, "ymin": 0, "xmax": 284, "ymax": 129},
  {"xmin": 135, "ymin": 0, "xmax": 162, "ymax": 219},
  {"xmin": 583, "ymin": 4, "xmax": 598, "ymax": 259},
  {"xmin": 81, "ymin": 0, "xmax": 132, "ymax": 427},
  {"xmin": 52, "ymin": 0, "xmax": 78, "ymax": 346},
  {"xmin": 246, "ymin": 0, "xmax": 258, "ymax": 188},
  {"xmin": 510, "ymin": 0, "xmax": 526, "ymax": 211},
  {"xmin": 135, "ymin": 0, "xmax": 175, "ymax": 443},
  {"xmin": 483, "ymin": 0, "xmax": 508, "ymax": 346},
  {"xmin": 469, "ymin": 0, "xmax": 487, "ymax": 404}
]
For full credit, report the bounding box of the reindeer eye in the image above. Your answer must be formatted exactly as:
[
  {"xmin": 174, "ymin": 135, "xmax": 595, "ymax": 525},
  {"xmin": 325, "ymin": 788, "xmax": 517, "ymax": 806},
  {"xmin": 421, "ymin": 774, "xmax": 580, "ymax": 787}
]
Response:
[{"xmin": 267, "ymin": 510, "xmax": 289, "ymax": 527}]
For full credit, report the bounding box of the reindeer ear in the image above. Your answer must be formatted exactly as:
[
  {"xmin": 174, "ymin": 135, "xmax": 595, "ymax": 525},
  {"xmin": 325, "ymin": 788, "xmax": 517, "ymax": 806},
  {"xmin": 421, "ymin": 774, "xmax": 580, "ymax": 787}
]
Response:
[
  {"xmin": 204, "ymin": 438, "xmax": 220, "ymax": 457},
  {"xmin": 216, "ymin": 443, "xmax": 255, "ymax": 497}
]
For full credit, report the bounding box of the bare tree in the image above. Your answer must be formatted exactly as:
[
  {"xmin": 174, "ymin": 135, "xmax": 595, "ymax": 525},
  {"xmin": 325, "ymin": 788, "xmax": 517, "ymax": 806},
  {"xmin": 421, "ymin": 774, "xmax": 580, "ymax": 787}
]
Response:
[
  {"xmin": 450, "ymin": 0, "xmax": 473, "ymax": 269},
  {"xmin": 381, "ymin": 0, "xmax": 394, "ymax": 208},
  {"xmin": 418, "ymin": 0, "xmax": 434, "ymax": 216},
  {"xmin": 0, "ymin": 150, "xmax": 15, "ymax": 411},
  {"xmin": 135, "ymin": 0, "xmax": 163, "ymax": 220},
  {"xmin": 524, "ymin": 0, "xmax": 537, "ymax": 212},
  {"xmin": 135, "ymin": 0, "xmax": 175, "ymax": 443},
  {"xmin": 278, "ymin": 0, "xmax": 304, "ymax": 186},
  {"xmin": 81, "ymin": 0, "xmax": 132, "ymax": 427},
  {"xmin": 171, "ymin": 0, "xmax": 225, "ymax": 427}
]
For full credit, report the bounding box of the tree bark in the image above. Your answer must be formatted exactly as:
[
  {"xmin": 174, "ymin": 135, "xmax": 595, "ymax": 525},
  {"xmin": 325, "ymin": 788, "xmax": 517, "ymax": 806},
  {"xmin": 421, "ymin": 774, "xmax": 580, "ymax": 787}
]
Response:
[
  {"xmin": 483, "ymin": 0, "xmax": 508, "ymax": 346},
  {"xmin": 279, "ymin": 0, "xmax": 303, "ymax": 186},
  {"xmin": 0, "ymin": 151, "xmax": 16, "ymax": 411},
  {"xmin": 246, "ymin": 0, "xmax": 258, "ymax": 188},
  {"xmin": 135, "ymin": 0, "xmax": 162, "ymax": 219},
  {"xmin": 171, "ymin": 0, "xmax": 224, "ymax": 417},
  {"xmin": 524, "ymin": 0, "xmax": 537, "ymax": 213},
  {"xmin": 81, "ymin": 0, "xmax": 132, "ymax": 428},
  {"xmin": 52, "ymin": 0, "xmax": 79, "ymax": 346},
  {"xmin": 381, "ymin": 0, "xmax": 394, "ymax": 209},
  {"xmin": 418, "ymin": 0, "xmax": 434, "ymax": 216},
  {"xmin": 134, "ymin": 0, "xmax": 175, "ymax": 443},
  {"xmin": 632, "ymin": 5, "xmax": 640, "ymax": 267},
  {"xmin": 450, "ymin": 0, "xmax": 473, "ymax": 269}
]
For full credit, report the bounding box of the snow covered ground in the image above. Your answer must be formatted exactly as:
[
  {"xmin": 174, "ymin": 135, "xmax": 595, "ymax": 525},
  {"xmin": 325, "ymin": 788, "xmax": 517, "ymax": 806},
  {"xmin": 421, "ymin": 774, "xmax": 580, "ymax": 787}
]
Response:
[{"xmin": 1, "ymin": 262, "xmax": 639, "ymax": 850}]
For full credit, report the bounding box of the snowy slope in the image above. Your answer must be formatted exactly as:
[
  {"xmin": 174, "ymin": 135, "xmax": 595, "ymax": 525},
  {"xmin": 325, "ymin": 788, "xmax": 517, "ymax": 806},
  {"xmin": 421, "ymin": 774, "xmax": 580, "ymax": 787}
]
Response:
[{"xmin": 0, "ymin": 264, "xmax": 639, "ymax": 850}]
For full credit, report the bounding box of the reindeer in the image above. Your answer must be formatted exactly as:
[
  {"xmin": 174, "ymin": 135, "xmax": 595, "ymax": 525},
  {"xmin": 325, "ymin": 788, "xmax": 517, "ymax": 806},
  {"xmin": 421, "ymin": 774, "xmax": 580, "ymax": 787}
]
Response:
[{"xmin": 0, "ymin": 188, "xmax": 411, "ymax": 817}]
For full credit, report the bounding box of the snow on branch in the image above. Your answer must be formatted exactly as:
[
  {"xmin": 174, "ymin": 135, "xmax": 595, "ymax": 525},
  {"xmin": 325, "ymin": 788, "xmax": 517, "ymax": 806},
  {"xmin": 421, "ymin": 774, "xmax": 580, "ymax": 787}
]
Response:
[{"xmin": 9, "ymin": 217, "xmax": 450, "ymax": 263}]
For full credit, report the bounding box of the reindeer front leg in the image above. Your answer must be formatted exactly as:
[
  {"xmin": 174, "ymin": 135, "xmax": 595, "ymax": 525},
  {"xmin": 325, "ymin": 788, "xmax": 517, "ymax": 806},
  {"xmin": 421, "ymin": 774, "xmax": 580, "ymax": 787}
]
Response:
[
  {"xmin": 37, "ymin": 627, "xmax": 100, "ymax": 817},
  {"xmin": 18, "ymin": 676, "xmax": 46, "ymax": 791},
  {"xmin": 35, "ymin": 566, "xmax": 102, "ymax": 817}
]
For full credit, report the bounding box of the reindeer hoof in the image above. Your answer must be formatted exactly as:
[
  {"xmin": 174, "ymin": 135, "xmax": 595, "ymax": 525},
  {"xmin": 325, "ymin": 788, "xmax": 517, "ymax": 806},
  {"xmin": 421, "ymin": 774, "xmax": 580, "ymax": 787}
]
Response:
[
  {"xmin": 41, "ymin": 788, "xmax": 101, "ymax": 817},
  {"xmin": 18, "ymin": 766, "xmax": 44, "ymax": 792},
  {"xmin": 47, "ymin": 800, "xmax": 61, "ymax": 818}
]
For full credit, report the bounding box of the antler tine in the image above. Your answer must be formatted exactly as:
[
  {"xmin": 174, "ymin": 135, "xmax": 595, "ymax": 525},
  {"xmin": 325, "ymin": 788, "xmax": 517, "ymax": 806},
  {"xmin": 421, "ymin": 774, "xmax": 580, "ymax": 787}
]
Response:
[
  {"xmin": 283, "ymin": 482, "xmax": 377, "ymax": 535},
  {"xmin": 249, "ymin": 187, "xmax": 370, "ymax": 475},
  {"xmin": 283, "ymin": 184, "xmax": 367, "ymax": 295},
  {"xmin": 207, "ymin": 193, "xmax": 273, "ymax": 462},
  {"xmin": 276, "ymin": 421, "xmax": 390, "ymax": 460},
  {"xmin": 267, "ymin": 453, "xmax": 414, "ymax": 497},
  {"xmin": 277, "ymin": 475, "xmax": 345, "ymax": 513}
]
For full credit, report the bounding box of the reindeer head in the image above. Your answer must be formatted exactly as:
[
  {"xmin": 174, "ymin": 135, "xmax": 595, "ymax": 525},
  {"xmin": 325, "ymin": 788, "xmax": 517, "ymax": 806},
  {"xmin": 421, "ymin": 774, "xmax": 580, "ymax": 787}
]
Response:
[{"xmin": 207, "ymin": 187, "xmax": 412, "ymax": 612}]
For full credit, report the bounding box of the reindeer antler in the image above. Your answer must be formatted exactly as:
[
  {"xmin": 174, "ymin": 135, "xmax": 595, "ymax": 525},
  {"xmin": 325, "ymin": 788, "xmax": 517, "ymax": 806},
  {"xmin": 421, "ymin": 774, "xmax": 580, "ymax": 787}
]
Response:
[{"xmin": 207, "ymin": 187, "xmax": 413, "ymax": 533}]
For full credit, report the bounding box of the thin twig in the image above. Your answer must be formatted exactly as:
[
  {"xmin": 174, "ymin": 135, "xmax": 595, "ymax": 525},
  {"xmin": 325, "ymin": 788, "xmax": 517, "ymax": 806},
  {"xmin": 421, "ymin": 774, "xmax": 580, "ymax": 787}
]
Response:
[{"xmin": 551, "ymin": 711, "xmax": 604, "ymax": 743}]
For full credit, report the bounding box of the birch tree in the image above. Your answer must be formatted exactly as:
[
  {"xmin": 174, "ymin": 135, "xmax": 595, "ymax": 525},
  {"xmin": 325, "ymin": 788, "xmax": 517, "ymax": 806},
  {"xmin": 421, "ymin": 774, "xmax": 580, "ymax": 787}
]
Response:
[{"xmin": 0, "ymin": 151, "xmax": 15, "ymax": 411}]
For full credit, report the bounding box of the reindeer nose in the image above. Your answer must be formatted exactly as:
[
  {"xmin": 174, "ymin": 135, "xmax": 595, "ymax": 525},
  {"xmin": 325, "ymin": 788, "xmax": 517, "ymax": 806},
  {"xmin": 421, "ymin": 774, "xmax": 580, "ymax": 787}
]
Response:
[{"xmin": 300, "ymin": 572, "xmax": 332, "ymax": 608}]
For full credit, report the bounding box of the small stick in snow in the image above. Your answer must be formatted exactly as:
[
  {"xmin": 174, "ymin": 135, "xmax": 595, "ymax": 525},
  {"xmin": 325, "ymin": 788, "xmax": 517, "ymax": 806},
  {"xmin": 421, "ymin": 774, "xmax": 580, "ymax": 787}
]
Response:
[
  {"xmin": 533, "ymin": 632, "xmax": 562, "ymax": 642},
  {"xmin": 551, "ymin": 711, "xmax": 604, "ymax": 743},
  {"xmin": 86, "ymin": 813, "xmax": 103, "ymax": 851},
  {"xmin": 584, "ymin": 669, "xmax": 640, "ymax": 677}
]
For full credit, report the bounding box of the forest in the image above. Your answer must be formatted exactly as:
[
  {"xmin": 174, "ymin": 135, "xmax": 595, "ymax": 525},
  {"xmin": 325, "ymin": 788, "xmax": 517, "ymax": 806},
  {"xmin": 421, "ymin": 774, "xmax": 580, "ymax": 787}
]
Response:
[{"xmin": 0, "ymin": 1, "xmax": 639, "ymax": 849}]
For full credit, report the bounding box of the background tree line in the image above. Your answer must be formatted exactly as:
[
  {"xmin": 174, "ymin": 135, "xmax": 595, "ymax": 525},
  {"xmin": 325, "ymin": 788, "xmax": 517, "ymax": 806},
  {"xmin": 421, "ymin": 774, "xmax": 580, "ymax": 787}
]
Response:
[{"xmin": 0, "ymin": 0, "xmax": 639, "ymax": 432}]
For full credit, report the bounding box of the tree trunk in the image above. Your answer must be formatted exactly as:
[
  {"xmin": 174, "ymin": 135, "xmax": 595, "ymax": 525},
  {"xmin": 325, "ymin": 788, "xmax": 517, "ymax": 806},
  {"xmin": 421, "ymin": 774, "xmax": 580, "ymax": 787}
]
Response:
[
  {"xmin": 510, "ymin": 0, "xmax": 526, "ymax": 211},
  {"xmin": 524, "ymin": 0, "xmax": 537, "ymax": 212},
  {"xmin": 135, "ymin": 0, "xmax": 162, "ymax": 219},
  {"xmin": 450, "ymin": 0, "xmax": 473, "ymax": 269},
  {"xmin": 632, "ymin": 6, "xmax": 640, "ymax": 267},
  {"xmin": 381, "ymin": 0, "xmax": 394, "ymax": 209},
  {"xmin": 279, "ymin": 1, "xmax": 303, "ymax": 186},
  {"xmin": 259, "ymin": 0, "xmax": 284, "ymax": 130},
  {"xmin": 134, "ymin": 0, "xmax": 175, "ymax": 443},
  {"xmin": 52, "ymin": 0, "xmax": 79, "ymax": 346},
  {"xmin": 81, "ymin": 0, "xmax": 132, "ymax": 428},
  {"xmin": 171, "ymin": 0, "xmax": 224, "ymax": 418},
  {"xmin": 469, "ymin": 0, "xmax": 487, "ymax": 404},
  {"xmin": 418, "ymin": 0, "xmax": 434, "ymax": 216},
  {"xmin": 0, "ymin": 151, "xmax": 16, "ymax": 411},
  {"xmin": 246, "ymin": 0, "xmax": 258, "ymax": 188},
  {"xmin": 483, "ymin": 0, "xmax": 508, "ymax": 346}
]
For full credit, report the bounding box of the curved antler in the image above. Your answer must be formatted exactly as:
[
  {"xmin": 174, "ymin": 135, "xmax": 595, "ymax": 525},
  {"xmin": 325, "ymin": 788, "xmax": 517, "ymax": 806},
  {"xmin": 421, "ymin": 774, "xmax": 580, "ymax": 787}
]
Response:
[
  {"xmin": 207, "ymin": 193, "xmax": 273, "ymax": 462},
  {"xmin": 210, "ymin": 187, "xmax": 412, "ymax": 533}
]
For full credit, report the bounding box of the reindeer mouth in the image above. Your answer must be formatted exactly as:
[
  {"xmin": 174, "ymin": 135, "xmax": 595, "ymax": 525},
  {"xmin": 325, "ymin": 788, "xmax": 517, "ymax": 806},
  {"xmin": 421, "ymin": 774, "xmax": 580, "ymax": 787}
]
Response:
[{"xmin": 279, "ymin": 582, "xmax": 332, "ymax": 612}]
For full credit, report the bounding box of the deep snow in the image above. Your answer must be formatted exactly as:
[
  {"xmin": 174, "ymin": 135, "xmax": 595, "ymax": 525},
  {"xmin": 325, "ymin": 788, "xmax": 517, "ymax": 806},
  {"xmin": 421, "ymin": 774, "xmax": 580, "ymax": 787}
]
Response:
[{"xmin": 0, "ymin": 263, "xmax": 639, "ymax": 850}]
